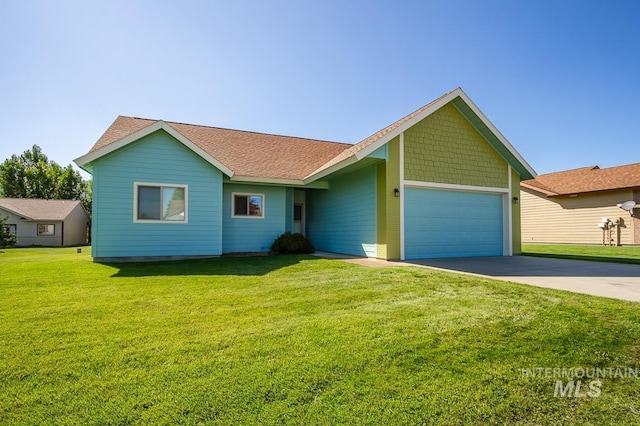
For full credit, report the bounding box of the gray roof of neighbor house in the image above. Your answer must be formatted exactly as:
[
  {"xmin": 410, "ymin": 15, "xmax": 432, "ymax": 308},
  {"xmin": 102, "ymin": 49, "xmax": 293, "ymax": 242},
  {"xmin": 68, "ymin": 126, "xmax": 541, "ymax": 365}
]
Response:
[
  {"xmin": 521, "ymin": 162, "xmax": 640, "ymax": 196},
  {"xmin": 76, "ymin": 88, "xmax": 536, "ymax": 182},
  {"xmin": 0, "ymin": 198, "xmax": 84, "ymax": 221}
]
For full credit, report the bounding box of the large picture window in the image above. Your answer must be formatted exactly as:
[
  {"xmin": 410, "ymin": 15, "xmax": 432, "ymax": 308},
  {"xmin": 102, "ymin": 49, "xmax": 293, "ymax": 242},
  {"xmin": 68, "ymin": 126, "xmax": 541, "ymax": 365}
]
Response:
[
  {"xmin": 232, "ymin": 193, "xmax": 264, "ymax": 218},
  {"xmin": 134, "ymin": 183, "xmax": 187, "ymax": 222}
]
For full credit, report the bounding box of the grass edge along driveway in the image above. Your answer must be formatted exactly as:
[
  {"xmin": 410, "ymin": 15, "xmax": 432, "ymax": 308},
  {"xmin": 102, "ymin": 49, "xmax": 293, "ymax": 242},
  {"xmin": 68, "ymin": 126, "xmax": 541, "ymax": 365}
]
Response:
[
  {"xmin": 522, "ymin": 243, "xmax": 640, "ymax": 265},
  {"xmin": 1, "ymin": 247, "xmax": 640, "ymax": 425}
]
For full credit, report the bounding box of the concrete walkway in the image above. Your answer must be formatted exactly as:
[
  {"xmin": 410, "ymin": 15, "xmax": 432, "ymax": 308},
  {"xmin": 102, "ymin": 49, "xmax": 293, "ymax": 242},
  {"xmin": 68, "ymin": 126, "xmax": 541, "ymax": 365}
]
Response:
[{"xmin": 313, "ymin": 252, "xmax": 640, "ymax": 302}]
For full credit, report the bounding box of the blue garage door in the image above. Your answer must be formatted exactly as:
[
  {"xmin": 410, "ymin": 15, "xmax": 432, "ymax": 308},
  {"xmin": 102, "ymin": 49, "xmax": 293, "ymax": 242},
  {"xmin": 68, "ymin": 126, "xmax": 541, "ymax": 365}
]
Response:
[{"xmin": 404, "ymin": 188, "xmax": 503, "ymax": 259}]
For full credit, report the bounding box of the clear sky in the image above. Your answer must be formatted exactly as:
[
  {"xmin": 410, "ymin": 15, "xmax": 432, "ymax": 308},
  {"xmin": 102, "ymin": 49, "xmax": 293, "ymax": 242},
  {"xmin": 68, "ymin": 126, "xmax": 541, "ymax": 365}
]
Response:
[{"xmin": 1, "ymin": 0, "xmax": 638, "ymax": 178}]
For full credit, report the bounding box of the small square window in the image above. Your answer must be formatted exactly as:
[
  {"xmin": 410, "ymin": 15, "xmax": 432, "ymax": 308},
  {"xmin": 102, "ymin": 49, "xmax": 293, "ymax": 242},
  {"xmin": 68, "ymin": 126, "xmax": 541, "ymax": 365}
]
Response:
[
  {"xmin": 37, "ymin": 224, "xmax": 55, "ymax": 236},
  {"xmin": 232, "ymin": 193, "xmax": 264, "ymax": 218}
]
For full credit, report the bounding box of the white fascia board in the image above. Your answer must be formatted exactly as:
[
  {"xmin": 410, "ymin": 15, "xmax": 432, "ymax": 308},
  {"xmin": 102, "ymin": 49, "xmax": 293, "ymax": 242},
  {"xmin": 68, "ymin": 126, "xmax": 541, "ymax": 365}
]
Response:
[
  {"xmin": 455, "ymin": 90, "xmax": 537, "ymax": 179},
  {"xmin": 74, "ymin": 121, "xmax": 164, "ymax": 167},
  {"xmin": 303, "ymin": 155, "xmax": 360, "ymax": 183},
  {"xmin": 354, "ymin": 89, "xmax": 464, "ymax": 162},
  {"xmin": 230, "ymin": 175, "xmax": 330, "ymax": 189},
  {"xmin": 404, "ymin": 180, "xmax": 510, "ymax": 194},
  {"xmin": 73, "ymin": 121, "xmax": 235, "ymax": 178}
]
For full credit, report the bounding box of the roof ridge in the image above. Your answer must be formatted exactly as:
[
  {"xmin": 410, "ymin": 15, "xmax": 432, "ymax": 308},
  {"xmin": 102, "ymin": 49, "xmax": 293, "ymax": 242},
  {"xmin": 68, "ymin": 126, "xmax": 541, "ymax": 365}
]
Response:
[{"xmin": 118, "ymin": 115, "xmax": 353, "ymax": 147}]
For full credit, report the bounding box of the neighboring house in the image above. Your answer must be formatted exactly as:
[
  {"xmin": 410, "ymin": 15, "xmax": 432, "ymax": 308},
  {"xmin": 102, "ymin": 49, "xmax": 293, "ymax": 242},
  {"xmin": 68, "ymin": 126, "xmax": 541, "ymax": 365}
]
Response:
[
  {"xmin": 74, "ymin": 88, "xmax": 535, "ymax": 262},
  {"xmin": 0, "ymin": 198, "xmax": 89, "ymax": 247},
  {"xmin": 521, "ymin": 163, "xmax": 640, "ymax": 245}
]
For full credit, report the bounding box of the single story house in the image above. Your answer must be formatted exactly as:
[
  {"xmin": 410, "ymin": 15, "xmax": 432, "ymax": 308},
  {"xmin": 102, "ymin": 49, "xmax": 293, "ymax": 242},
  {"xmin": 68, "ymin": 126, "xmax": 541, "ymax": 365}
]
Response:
[
  {"xmin": 521, "ymin": 163, "xmax": 640, "ymax": 245},
  {"xmin": 74, "ymin": 88, "xmax": 535, "ymax": 262},
  {"xmin": 0, "ymin": 198, "xmax": 89, "ymax": 246}
]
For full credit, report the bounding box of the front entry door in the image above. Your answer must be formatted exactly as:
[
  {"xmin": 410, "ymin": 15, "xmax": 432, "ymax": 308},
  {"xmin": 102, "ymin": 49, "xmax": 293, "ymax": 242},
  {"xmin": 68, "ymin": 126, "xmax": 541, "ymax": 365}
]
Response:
[{"xmin": 293, "ymin": 203, "xmax": 304, "ymax": 235}]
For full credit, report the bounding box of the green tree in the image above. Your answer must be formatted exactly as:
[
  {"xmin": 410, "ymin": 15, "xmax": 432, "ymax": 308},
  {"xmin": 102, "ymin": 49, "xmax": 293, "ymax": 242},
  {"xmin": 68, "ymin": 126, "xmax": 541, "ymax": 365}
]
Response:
[
  {"xmin": 0, "ymin": 216, "xmax": 17, "ymax": 249},
  {"xmin": 0, "ymin": 145, "xmax": 91, "ymax": 213}
]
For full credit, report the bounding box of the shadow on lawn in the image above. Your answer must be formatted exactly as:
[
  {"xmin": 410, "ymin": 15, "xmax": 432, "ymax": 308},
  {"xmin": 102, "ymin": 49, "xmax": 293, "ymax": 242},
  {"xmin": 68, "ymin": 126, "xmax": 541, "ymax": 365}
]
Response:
[{"xmin": 107, "ymin": 254, "xmax": 311, "ymax": 277}]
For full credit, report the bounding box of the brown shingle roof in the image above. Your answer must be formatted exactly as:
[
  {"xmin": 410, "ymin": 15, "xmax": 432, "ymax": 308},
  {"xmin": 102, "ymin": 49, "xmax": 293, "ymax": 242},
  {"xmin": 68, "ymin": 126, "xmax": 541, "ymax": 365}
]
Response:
[
  {"xmin": 0, "ymin": 198, "xmax": 84, "ymax": 220},
  {"xmin": 89, "ymin": 116, "xmax": 351, "ymax": 180},
  {"xmin": 80, "ymin": 88, "xmax": 535, "ymax": 182},
  {"xmin": 522, "ymin": 163, "xmax": 640, "ymax": 196}
]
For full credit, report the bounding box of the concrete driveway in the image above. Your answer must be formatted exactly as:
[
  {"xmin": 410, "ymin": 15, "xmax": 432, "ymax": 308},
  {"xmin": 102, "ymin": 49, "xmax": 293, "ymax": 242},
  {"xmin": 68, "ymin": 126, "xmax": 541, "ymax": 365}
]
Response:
[{"xmin": 407, "ymin": 256, "xmax": 640, "ymax": 302}]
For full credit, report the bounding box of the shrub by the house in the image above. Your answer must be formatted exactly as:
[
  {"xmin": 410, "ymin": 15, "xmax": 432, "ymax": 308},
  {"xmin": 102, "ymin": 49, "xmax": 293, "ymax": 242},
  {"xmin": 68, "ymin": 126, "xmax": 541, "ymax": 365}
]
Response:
[{"xmin": 271, "ymin": 232, "xmax": 315, "ymax": 254}]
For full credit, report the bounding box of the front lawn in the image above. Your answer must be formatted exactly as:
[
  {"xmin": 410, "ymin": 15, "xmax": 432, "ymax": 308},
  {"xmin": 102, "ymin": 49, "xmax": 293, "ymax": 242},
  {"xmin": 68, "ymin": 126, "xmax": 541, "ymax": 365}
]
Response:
[
  {"xmin": 522, "ymin": 243, "xmax": 640, "ymax": 264},
  {"xmin": 1, "ymin": 248, "xmax": 640, "ymax": 425}
]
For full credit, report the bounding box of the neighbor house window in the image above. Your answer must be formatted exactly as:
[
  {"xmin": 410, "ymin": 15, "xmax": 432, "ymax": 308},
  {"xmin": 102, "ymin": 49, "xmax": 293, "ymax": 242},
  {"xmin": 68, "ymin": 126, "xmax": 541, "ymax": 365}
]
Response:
[
  {"xmin": 134, "ymin": 183, "xmax": 188, "ymax": 222},
  {"xmin": 37, "ymin": 224, "xmax": 55, "ymax": 236},
  {"xmin": 232, "ymin": 193, "xmax": 264, "ymax": 218}
]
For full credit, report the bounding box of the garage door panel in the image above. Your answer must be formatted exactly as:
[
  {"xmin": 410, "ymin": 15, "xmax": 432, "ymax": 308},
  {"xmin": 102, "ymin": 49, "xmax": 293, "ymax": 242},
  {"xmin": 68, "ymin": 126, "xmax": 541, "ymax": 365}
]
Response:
[{"xmin": 404, "ymin": 188, "xmax": 503, "ymax": 259}]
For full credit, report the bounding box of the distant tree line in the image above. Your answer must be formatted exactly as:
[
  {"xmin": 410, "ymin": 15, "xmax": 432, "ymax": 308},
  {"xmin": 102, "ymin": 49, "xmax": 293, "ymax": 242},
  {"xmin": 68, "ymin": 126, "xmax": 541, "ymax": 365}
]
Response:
[
  {"xmin": 0, "ymin": 144, "xmax": 92, "ymax": 215},
  {"xmin": 0, "ymin": 145, "xmax": 92, "ymax": 248}
]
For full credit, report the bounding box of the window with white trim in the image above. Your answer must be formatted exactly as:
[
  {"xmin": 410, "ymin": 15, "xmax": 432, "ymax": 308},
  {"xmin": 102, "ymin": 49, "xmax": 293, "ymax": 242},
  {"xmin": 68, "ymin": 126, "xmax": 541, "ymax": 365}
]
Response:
[
  {"xmin": 134, "ymin": 183, "xmax": 187, "ymax": 222},
  {"xmin": 37, "ymin": 224, "xmax": 55, "ymax": 236},
  {"xmin": 232, "ymin": 193, "xmax": 264, "ymax": 218}
]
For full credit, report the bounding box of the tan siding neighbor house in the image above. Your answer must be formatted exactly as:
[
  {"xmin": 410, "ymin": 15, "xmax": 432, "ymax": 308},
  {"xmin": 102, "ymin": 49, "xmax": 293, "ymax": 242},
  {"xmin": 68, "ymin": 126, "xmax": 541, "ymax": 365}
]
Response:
[
  {"xmin": 0, "ymin": 198, "xmax": 89, "ymax": 247},
  {"xmin": 521, "ymin": 163, "xmax": 640, "ymax": 245}
]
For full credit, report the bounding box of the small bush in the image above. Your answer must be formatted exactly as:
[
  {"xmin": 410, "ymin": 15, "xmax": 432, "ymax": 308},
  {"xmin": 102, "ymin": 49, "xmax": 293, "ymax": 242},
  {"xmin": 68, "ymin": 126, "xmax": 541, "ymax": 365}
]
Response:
[
  {"xmin": 271, "ymin": 232, "xmax": 315, "ymax": 254},
  {"xmin": 1, "ymin": 215, "xmax": 16, "ymax": 249}
]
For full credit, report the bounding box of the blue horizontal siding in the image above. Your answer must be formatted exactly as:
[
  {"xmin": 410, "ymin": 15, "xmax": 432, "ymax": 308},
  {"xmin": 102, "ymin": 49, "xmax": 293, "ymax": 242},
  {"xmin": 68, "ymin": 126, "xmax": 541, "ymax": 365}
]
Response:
[
  {"xmin": 306, "ymin": 166, "xmax": 377, "ymax": 257},
  {"xmin": 222, "ymin": 184, "xmax": 287, "ymax": 253},
  {"xmin": 404, "ymin": 188, "xmax": 503, "ymax": 259},
  {"xmin": 92, "ymin": 130, "xmax": 223, "ymax": 258}
]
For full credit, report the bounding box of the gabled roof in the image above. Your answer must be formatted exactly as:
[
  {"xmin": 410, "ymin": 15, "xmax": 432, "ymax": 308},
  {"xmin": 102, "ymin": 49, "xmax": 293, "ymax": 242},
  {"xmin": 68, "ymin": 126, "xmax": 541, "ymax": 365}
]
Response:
[
  {"xmin": 521, "ymin": 162, "xmax": 640, "ymax": 196},
  {"xmin": 76, "ymin": 117, "xmax": 351, "ymax": 183},
  {"xmin": 0, "ymin": 198, "xmax": 84, "ymax": 221},
  {"xmin": 305, "ymin": 87, "xmax": 536, "ymax": 181},
  {"xmin": 75, "ymin": 88, "xmax": 536, "ymax": 184}
]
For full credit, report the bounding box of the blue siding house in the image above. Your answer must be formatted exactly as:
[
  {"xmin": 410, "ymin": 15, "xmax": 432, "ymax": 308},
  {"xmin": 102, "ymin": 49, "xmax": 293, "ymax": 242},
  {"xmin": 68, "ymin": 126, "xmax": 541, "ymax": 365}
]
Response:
[{"xmin": 75, "ymin": 88, "xmax": 536, "ymax": 262}]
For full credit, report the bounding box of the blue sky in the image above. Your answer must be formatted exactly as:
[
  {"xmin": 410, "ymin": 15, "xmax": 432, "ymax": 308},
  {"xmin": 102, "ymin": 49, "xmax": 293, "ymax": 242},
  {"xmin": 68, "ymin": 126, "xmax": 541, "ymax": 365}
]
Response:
[{"xmin": 1, "ymin": 0, "xmax": 638, "ymax": 178}]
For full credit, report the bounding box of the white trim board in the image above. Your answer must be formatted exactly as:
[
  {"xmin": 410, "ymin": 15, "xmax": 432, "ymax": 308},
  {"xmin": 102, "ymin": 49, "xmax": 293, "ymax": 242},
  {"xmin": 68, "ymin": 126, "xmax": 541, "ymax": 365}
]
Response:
[
  {"xmin": 399, "ymin": 132, "xmax": 405, "ymax": 261},
  {"xmin": 506, "ymin": 165, "xmax": 513, "ymax": 256},
  {"xmin": 403, "ymin": 180, "xmax": 509, "ymax": 194}
]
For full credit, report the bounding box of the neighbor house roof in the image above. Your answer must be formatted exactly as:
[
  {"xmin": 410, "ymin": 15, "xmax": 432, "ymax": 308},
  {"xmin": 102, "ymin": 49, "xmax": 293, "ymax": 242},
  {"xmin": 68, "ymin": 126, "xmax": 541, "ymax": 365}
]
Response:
[
  {"xmin": 521, "ymin": 162, "xmax": 640, "ymax": 196},
  {"xmin": 75, "ymin": 88, "xmax": 536, "ymax": 183},
  {"xmin": 0, "ymin": 198, "xmax": 84, "ymax": 221}
]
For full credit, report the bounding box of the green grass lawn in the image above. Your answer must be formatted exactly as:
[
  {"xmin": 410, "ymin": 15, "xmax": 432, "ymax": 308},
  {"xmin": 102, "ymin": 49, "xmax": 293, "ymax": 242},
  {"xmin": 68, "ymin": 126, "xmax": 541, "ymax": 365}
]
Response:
[
  {"xmin": 523, "ymin": 244, "xmax": 640, "ymax": 264},
  {"xmin": 1, "ymin": 248, "xmax": 640, "ymax": 425}
]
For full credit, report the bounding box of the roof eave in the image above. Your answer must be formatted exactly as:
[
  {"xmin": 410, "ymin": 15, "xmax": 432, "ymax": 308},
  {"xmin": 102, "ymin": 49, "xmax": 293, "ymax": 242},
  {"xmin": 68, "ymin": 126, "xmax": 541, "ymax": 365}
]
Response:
[
  {"xmin": 0, "ymin": 205, "xmax": 33, "ymax": 220},
  {"xmin": 520, "ymin": 182, "xmax": 558, "ymax": 196},
  {"xmin": 74, "ymin": 121, "xmax": 235, "ymax": 178},
  {"xmin": 230, "ymin": 175, "xmax": 329, "ymax": 189},
  {"xmin": 303, "ymin": 155, "xmax": 360, "ymax": 183}
]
